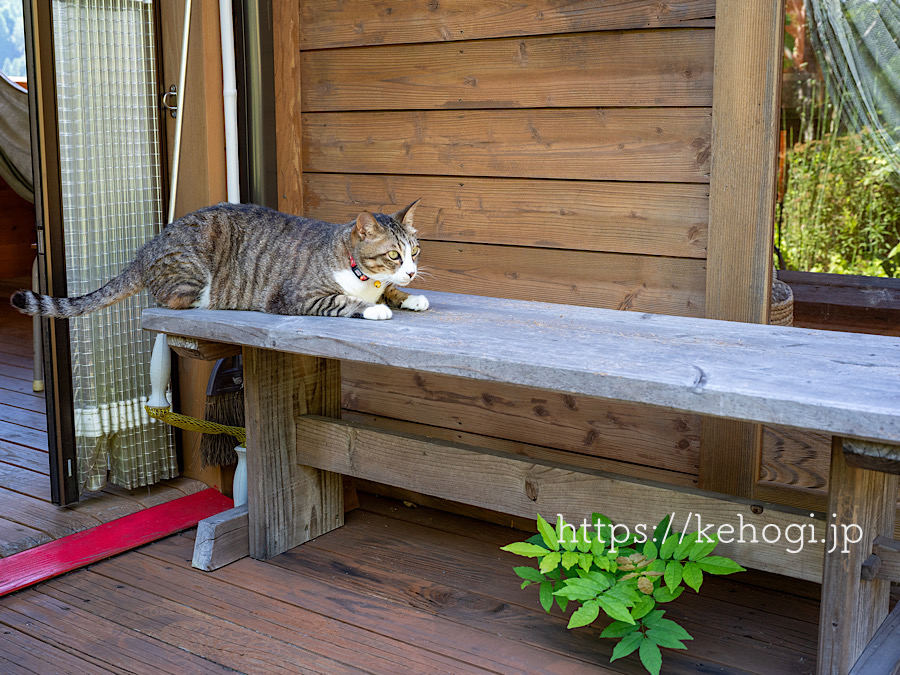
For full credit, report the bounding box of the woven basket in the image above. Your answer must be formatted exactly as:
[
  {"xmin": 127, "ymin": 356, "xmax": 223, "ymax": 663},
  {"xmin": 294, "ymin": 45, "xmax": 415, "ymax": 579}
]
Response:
[{"xmin": 770, "ymin": 274, "xmax": 794, "ymax": 326}]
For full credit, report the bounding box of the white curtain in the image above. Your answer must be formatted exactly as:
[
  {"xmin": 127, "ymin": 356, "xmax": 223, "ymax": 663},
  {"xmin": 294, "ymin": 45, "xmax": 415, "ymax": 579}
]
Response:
[
  {"xmin": 52, "ymin": 0, "xmax": 175, "ymax": 492},
  {"xmin": 806, "ymin": 0, "xmax": 900, "ymax": 180}
]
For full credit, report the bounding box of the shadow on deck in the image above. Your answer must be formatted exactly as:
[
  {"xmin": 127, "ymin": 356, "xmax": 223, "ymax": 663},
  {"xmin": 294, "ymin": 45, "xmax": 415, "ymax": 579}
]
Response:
[{"xmin": 0, "ymin": 492, "xmax": 820, "ymax": 674}]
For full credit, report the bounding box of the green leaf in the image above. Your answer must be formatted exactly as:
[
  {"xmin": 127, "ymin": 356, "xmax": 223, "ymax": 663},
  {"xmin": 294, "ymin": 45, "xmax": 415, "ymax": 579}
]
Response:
[
  {"xmin": 501, "ymin": 542, "xmax": 550, "ymax": 558},
  {"xmin": 536, "ymin": 514, "xmax": 560, "ymax": 551},
  {"xmin": 557, "ymin": 515, "xmax": 577, "ymax": 552},
  {"xmin": 646, "ymin": 629, "xmax": 687, "ymax": 650},
  {"xmin": 641, "ymin": 610, "xmax": 665, "ymax": 627},
  {"xmin": 553, "ymin": 577, "xmax": 607, "ymax": 601},
  {"xmin": 556, "ymin": 595, "xmax": 569, "ymax": 613},
  {"xmin": 567, "ymin": 599, "xmax": 600, "ymax": 629},
  {"xmin": 639, "ymin": 637, "xmax": 663, "ymax": 675},
  {"xmin": 575, "ymin": 525, "xmax": 592, "ymax": 553},
  {"xmin": 687, "ymin": 534, "xmax": 718, "ymax": 561},
  {"xmin": 538, "ymin": 580, "xmax": 554, "ymax": 612},
  {"xmin": 601, "ymin": 620, "xmax": 641, "ymax": 639},
  {"xmin": 652, "ymin": 585, "xmax": 684, "ymax": 604},
  {"xmin": 652, "ymin": 515, "xmax": 672, "ymax": 548},
  {"xmin": 653, "ymin": 618, "xmax": 693, "ymax": 642},
  {"xmin": 578, "ymin": 552, "xmax": 593, "ymax": 573},
  {"xmin": 525, "ymin": 533, "xmax": 548, "ymax": 548},
  {"xmin": 597, "ymin": 596, "xmax": 635, "ymax": 625},
  {"xmin": 561, "ymin": 551, "xmax": 579, "ymax": 570},
  {"xmin": 642, "ymin": 539, "xmax": 658, "ymax": 560},
  {"xmin": 682, "ymin": 561, "xmax": 704, "ymax": 592},
  {"xmin": 674, "ymin": 533, "xmax": 697, "ymax": 560},
  {"xmin": 513, "ymin": 566, "xmax": 545, "ymax": 583},
  {"xmin": 609, "ymin": 632, "xmax": 642, "ymax": 662},
  {"xmin": 664, "ymin": 560, "xmax": 683, "ymax": 593},
  {"xmin": 605, "ymin": 579, "xmax": 640, "ymax": 606},
  {"xmin": 697, "ymin": 556, "xmax": 746, "ymax": 576},
  {"xmin": 539, "ymin": 551, "xmax": 562, "ymax": 574},
  {"xmin": 590, "ymin": 536, "xmax": 607, "ymax": 558},
  {"xmin": 659, "ymin": 533, "xmax": 679, "ymax": 560},
  {"xmin": 630, "ymin": 594, "xmax": 656, "ymax": 621}
]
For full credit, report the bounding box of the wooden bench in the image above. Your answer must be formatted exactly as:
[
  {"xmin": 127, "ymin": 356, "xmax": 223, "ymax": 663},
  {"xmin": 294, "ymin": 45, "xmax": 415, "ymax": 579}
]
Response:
[{"xmin": 143, "ymin": 290, "xmax": 900, "ymax": 675}]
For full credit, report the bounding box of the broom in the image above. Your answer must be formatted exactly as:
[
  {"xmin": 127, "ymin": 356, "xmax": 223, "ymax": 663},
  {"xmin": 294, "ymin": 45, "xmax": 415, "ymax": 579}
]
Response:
[{"xmin": 199, "ymin": 355, "xmax": 244, "ymax": 467}]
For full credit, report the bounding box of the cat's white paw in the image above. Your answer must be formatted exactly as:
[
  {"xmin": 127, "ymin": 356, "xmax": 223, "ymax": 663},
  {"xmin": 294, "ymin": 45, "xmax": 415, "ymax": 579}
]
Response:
[
  {"xmin": 363, "ymin": 304, "xmax": 393, "ymax": 321},
  {"xmin": 400, "ymin": 294, "xmax": 429, "ymax": 312}
]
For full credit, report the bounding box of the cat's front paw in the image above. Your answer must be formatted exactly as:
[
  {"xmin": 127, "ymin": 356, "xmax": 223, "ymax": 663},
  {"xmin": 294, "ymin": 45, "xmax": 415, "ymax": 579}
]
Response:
[
  {"xmin": 400, "ymin": 294, "xmax": 429, "ymax": 312},
  {"xmin": 363, "ymin": 304, "xmax": 393, "ymax": 321}
]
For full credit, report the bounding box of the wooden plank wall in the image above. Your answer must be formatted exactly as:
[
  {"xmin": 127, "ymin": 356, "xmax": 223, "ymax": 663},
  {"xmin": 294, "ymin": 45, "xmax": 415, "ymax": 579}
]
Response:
[{"xmin": 274, "ymin": 0, "xmax": 825, "ymax": 502}]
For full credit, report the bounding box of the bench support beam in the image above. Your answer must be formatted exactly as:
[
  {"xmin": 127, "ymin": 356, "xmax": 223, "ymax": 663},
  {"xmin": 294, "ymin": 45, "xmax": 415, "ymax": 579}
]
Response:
[
  {"xmin": 243, "ymin": 348, "xmax": 344, "ymax": 560},
  {"xmin": 818, "ymin": 436, "xmax": 899, "ymax": 675}
]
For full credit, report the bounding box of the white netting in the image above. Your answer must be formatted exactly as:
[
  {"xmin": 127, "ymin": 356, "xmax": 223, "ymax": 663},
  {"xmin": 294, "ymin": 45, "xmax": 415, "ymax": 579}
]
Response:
[{"xmin": 806, "ymin": 0, "xmax": 900, "ymax": 182}]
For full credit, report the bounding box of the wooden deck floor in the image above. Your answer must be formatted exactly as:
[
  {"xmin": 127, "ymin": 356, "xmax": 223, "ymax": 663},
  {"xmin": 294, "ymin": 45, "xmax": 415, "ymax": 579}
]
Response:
[
  {"xmin": 0, "ymin": 277, "xmax": 206, "ymax": 557},
  {"xmin": 0, "ymin": 492, "xmax": 820, "ymax": 674}
]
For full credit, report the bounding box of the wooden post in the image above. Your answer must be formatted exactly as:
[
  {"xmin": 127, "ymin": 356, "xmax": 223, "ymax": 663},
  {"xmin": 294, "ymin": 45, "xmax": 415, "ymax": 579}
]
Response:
[
  {"xmin": 243, "ymin": 348, "xmax": 344, "ymax": 560},
  {"xmin": 699, "ymin": 0, "xmax": 784, "ymax": 498},
  {"xmin": 818, "ymin": 437, "xmax": 898, "ymax": 675}
]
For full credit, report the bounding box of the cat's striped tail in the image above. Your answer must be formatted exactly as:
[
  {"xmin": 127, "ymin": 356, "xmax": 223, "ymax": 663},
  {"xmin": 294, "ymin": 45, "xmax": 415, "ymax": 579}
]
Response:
[{"xmin": 9, "ymin": 262, "xmax": 144, "ymax": 318}]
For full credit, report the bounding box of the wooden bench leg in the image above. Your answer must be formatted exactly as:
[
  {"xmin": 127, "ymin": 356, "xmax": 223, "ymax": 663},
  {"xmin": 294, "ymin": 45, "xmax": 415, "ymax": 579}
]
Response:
[
  {"xmin": 818, "ymin": 436, "xmax": 898, "ymax": 675},
  {"xmin": 243, "ymin": 347, "xmax": 344, "ymax": 560}
]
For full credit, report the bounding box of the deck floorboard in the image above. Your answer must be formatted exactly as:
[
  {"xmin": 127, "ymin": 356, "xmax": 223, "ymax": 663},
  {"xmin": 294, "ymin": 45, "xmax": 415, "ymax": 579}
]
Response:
[{"xmin": 0, "ymin": 494, "xmax": 821, "ymax": 674}]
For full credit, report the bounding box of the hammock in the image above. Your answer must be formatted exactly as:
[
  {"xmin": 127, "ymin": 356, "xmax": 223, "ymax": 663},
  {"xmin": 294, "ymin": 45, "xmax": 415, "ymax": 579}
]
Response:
[
  {"xmin": 0, "ymin": 72, "xmax": 33, "ymax": 203},
  {"xmin": 806, "ymin": 0, "xmax": 900, "ymax": 180}
]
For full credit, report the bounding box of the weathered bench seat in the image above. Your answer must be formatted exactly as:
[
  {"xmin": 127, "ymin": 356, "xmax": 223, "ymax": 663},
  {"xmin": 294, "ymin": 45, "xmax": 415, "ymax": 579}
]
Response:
[
  {"xmin": 145, "ymin": 290, "xmax": 900, "ymax": 443},
  {"xmin": 143, "ymin": 290, "xmax": 900, "ymax": 675}
]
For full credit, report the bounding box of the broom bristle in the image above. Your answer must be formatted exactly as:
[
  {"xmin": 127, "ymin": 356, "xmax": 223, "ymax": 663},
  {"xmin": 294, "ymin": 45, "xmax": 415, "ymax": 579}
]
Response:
[{"xmin": 200, "ymin": 390, "xmax": 244, "ymax": 467}]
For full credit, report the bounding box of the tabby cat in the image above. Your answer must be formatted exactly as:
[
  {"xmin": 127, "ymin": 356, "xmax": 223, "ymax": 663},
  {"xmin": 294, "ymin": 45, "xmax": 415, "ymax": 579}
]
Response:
[{"xmin": 10, "ymin": 201, "xmax": 429, "ymax": 321}]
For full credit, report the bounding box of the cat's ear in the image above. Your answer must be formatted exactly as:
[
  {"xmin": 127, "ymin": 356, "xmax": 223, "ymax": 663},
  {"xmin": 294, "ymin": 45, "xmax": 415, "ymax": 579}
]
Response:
[
  {"xmin": 391, "ymin": 199, "xmax": 420, "ymax": 233},
  {"xmin": 354, "ymin": 212, "xmax": 382, "ymax": 240}
]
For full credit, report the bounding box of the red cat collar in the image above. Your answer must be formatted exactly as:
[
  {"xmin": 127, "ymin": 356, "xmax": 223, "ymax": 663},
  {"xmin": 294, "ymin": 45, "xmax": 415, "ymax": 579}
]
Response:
[{"xmin": 349, "ymin": 254, "xmax": 369, "ymax": 281}]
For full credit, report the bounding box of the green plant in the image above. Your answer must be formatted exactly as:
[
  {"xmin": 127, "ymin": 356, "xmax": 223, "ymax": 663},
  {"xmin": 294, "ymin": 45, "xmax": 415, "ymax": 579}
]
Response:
[
  {"xmin": 778, "ymin": 81, "xmax": 900, "ymax": 278},
  {"xmin": 501, "ymin": 513, "xmax": 745, "ymax": 675}
]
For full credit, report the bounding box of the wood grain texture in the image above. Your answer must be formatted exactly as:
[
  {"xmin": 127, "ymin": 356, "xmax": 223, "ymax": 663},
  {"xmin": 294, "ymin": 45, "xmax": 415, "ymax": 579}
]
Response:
[
  {"xmin": 274, "ymin": 0, "xmax": 304, "ymax": 215},
  {"xmin": 166, "ymin": 335, "xmax": 241, "ymax": 361},
  {"xmin": 700, "ymin": 0, "xmax": 784, "ymax": 498},
  {"xmin": 818, "ymin": 437, "xmax": 899, "ymax": 675},
  {"xmin": 303, "ymin": 173, "xmax": 709, "ymax": 259},
  {"xmin": 302, "ymin": 109, "xmax": 712, "ymax": 183},
  {"xmin": 143, "ymin": 290, "xmax": 900, "ymax": 445},
  {"xmin": 344, "ymin": 412, "xmax": 697, "ymax": 488},
  {"xmin": 699, "ymin": 417, "xmax": 762, "ymax": 498},
  {"xmin": 294, "ymin": 415, "xmax": 825, "ymax": 581},
  {"xmin": 242, "ymin": 349, "xmax": 343, "ymax": 559},
  {"xmin": 342, "ymin": 363, "xmax": 701, "ymax": 475},
  {"xmin": 873, "ymin": 535, "xmax": 900, "ymax": 583},
  {"xmin": 298, "ymin": 0, "xmax": 717, "ymax": 49},
  {"xmin": 706, "ymin": 0, "xmax": 783, "ymax": 323},
  {"xmin": 418, "ymin": 241, "xmax": 706, "ymax": 315},
  {"xmin": 301, "ymin": 30, "xmax": 714, "ymax": 111},
  {"xmin": 192, "ymin": 504, "xmax": 249, "ymax": 571},
  {"xmin": 848, "ymin": 601, "xmax": 900, "ymax": 675}
]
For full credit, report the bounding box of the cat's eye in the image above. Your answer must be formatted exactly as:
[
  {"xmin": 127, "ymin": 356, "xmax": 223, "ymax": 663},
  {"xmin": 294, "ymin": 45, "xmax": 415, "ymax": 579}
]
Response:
[
  {"xmin": 387, "ymin": 251, "xmax": 400, "ymax": 260},
  {"xmin": 411, "ymin": 246, "xmax": 420, "ymax": 256}
]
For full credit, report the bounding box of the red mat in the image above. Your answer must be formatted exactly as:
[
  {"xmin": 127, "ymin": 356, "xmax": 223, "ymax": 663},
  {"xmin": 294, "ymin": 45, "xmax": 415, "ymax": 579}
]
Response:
[{"xmin": 0, "ymin": 487, "xmax": 233, "ymax": 597}]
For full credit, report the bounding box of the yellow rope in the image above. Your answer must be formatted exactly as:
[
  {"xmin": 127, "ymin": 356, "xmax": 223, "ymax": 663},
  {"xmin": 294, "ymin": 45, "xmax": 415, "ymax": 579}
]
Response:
[{"xmin": 145, "ymin": 406, "xmax": 246, "ymax": 445}]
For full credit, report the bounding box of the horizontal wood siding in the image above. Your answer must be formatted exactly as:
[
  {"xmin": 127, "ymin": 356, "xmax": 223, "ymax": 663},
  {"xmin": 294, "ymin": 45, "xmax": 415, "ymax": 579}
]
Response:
[
  {"xmin": 301, "ymin": 31, "xmax": 714, "ymax": 111},
  {"xmin": 304, "ymin": 174, "xmax": 709, "ymax": 258},
  {"xmin": 303, "ymin": 109, "xmax": 712, "ymax": 183},
  {"xmin": 419, "ymin": 242, "xmax": 706, "ymax": 315},
  {"xmin": 287, "ymin": 0, "xmax": 716, "ymax": 480},
  {"xmin": 299, "ymin": 0, "xmax": 716, "ymax": 49}
]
